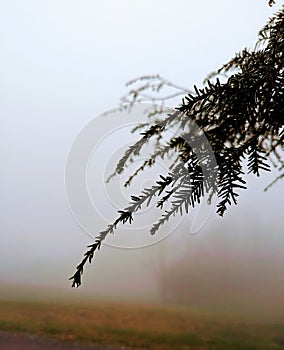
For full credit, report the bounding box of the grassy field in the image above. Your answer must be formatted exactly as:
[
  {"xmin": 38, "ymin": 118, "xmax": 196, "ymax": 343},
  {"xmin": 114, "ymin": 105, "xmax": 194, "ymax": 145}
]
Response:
[{"xmin": 0, "ymin": 294, "xmax": 284, "ymax": 350}]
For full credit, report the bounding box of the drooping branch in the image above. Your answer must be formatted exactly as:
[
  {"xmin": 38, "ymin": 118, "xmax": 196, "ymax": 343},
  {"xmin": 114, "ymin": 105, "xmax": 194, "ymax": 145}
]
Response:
[{"xmin": 71, "ymin": 4, "xmax": 284, "ymax": 287}]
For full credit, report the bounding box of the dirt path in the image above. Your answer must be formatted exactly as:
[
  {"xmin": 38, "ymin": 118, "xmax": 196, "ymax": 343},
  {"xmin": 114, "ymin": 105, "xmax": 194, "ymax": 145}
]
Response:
[{"xmin": 0, "ymin": 331, "xmax": 130, "ymax": 350}]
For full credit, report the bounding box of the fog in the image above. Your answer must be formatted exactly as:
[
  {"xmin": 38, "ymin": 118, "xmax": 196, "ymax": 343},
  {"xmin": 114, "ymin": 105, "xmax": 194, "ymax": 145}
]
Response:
[{"xmin": 0, "ymin": 0, "xmax": 283, "ymax": 316}]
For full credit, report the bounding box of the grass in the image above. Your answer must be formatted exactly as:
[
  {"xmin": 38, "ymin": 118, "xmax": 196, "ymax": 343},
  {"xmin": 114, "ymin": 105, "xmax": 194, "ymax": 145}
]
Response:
[{"xmin": 0, "ymin": 297, "xmax": 284, "ymax": 350}]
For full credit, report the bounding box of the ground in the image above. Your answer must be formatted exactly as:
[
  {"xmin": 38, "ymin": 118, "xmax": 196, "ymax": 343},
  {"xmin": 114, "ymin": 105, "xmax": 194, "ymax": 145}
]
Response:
[{"xmin": 0, "ymin": 331, "xmax": 131, "ymax": 350}]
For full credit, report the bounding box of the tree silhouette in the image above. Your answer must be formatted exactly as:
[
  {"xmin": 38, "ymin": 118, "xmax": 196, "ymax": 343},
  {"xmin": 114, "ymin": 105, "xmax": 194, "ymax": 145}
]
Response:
[{"xmin": 70, "ymin": 1, "xmax": 283, "ymax": 287}]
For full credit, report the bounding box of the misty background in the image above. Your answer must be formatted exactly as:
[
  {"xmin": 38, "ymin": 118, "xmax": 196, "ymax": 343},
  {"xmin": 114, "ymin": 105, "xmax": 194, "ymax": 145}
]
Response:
[{"xmin": 0, "ymin": 0, "xmax": 283, "ymax": 315}]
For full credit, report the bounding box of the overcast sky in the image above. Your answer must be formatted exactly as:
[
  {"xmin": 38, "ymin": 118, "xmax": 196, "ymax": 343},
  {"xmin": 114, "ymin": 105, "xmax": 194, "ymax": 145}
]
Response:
[{"xmin": 0, "ymin": 0, "xmax": 283, "ymax": 299}]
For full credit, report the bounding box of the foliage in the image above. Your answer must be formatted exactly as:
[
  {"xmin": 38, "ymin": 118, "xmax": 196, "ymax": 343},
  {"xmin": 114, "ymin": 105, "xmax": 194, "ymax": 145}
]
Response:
[{"xmin": 70, "ymin": 2, "xmax": 284, "ymax": 287}]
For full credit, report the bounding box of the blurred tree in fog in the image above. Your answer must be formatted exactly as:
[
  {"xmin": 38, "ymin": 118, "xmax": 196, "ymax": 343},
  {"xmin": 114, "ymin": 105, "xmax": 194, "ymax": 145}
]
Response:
[{"xmin": 70, "ymin": 1, "xmax": 283, "ymax": 287}]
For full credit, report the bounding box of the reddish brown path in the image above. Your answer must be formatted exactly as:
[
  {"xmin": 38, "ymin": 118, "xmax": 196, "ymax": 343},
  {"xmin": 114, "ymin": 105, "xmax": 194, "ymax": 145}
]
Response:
[{"xmin": 0, "ymin": 331, "xmax": 131, "ymax": 350}]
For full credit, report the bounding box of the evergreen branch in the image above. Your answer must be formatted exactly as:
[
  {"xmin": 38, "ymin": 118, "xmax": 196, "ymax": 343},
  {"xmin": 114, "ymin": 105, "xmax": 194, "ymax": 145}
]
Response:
[
  {"xmin": 71, "ymin": 5, "xmax": 284, "ymax": 287},
  {"xmin": 216, "ymin": 150, "xmax": 247, "ymax": 216},
  {"xmin": 150, "ymin": 166, "xmax": 204, "ymax": 235},
  {"xmin": 70, "ymin": 174, "xmax": 173, "ymax": 287},
  {"xmin": 247, "ymin": 140, "xmax": 271, "ymax": 176},
  {"xmin": 109, "ymin": 111, "xmax": 180, "ymax": 180}
]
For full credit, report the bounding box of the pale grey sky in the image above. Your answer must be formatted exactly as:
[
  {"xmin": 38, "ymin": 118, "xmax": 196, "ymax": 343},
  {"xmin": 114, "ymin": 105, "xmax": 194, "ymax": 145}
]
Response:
[{"xmin": 0, "ymin": 1, "xmax": 283, "ymax": 298}]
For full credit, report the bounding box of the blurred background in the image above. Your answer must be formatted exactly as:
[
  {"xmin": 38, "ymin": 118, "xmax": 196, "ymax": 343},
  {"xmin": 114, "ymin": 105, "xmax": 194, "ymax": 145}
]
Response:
[{"xmin": 0, "ymin": 0, "xmax": 283, "ymax": 318}]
